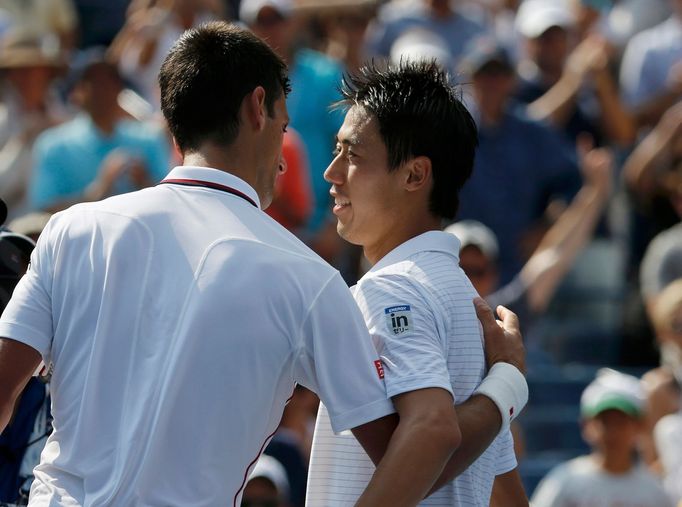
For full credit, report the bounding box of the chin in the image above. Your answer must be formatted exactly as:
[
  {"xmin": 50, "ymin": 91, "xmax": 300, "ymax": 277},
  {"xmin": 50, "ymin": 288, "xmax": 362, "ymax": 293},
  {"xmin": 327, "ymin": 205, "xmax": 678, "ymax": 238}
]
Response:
[{"xmin": 337, "ymin": 223, "xmax": 363, "ymax": 246}]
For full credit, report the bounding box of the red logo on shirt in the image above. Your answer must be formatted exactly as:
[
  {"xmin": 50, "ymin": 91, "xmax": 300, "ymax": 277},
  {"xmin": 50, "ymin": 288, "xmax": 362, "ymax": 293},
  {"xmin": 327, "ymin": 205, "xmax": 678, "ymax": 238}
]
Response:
[{"xmin": 374, "ymin": 360, "xmax": 385, "ymax": 379}]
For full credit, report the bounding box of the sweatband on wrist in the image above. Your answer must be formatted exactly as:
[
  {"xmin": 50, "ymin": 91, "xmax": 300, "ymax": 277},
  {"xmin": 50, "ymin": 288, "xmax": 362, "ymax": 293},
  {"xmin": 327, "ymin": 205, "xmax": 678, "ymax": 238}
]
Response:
[{"xmin": 473, "ymin": 362, "xmax": 528, "ymax": 433}]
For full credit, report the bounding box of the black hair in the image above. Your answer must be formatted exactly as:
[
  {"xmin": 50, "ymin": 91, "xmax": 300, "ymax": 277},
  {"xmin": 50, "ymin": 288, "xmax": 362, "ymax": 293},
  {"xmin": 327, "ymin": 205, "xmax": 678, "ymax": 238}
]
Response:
[
  {"xmin": 159, "ymin": 21, "xmax": 291, "ymax": 153},
  {"xmin": 338, "ymin": 60, "xmax": 477, "ymax": 220}
]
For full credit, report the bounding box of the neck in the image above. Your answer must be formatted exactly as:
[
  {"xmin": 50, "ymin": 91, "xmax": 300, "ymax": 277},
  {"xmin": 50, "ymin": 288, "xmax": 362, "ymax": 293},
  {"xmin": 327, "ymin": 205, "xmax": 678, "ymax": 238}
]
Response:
[
  {"xmin": 478, "ymin": 102, "xmax": 505, "ymax": 127},
  {"xmin": 182, "ymin": 144, "xmax": 259, "ymax": 194},
  {"xmin": 363, "ymin": 213, "xmax": 441, "ymax": 266},
  {"xmin": 90, "ymin": 111, "xmax": 118, "ymax": 136},
  {"xmin": 592, "ymin": 450, "xmax": 634, "ymax": 475}
]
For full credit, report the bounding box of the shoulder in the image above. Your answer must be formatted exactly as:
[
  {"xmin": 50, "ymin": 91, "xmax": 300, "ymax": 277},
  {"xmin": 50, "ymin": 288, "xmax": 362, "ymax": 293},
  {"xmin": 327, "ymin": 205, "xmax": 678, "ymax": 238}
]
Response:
[
  {"xmin": 34, "ymin": 117, "xmax": 83, "ymax": 152},
  {"xmin": 624, "ymin": 19, "xmax": 673, "ymax": 54}
]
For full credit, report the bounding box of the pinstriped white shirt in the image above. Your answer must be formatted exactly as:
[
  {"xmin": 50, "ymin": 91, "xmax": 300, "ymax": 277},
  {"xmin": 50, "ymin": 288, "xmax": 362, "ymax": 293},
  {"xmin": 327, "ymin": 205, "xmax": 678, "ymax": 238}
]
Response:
[{"xmin": 306, "ymin": 231, "xmax": 517, "ymax": 507}]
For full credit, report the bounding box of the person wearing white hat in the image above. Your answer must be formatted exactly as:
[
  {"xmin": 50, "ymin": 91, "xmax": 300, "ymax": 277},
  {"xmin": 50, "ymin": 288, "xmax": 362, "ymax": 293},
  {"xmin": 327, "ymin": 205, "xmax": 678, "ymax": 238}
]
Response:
[
  {"xmin": 531, "ymin": 369, "xmax": 672, "ymax": 507},
  {"xmin": 0, "ymin": 34, "xmax": 67, "ymax": 221},
  {"xmin": 515, "ymin": 0, "xmax": 635, "ymax": 147}
]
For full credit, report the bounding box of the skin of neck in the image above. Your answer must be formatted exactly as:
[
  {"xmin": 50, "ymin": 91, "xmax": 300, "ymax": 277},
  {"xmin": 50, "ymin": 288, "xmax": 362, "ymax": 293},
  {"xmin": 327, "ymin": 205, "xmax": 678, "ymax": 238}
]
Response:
[
  {"xmin": 362, "ymin": 190, "xmax": 442, "ymax": 266},
  {"xmin": 590, "ymin": 448, "xmax": 635, "ymax": 475},
  {"xmin": 89, "ymin": 108, "xmax": 119, "ymax": 136},
  {"xmin": 182, "ymin": 141, "xmax": 259, "ymax": 193}
]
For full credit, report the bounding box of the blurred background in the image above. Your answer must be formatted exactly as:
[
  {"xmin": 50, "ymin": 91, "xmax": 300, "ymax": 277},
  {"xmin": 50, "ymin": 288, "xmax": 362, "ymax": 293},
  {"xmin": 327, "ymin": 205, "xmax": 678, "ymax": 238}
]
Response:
[{"xmin": 0, "ymin": 0, "xmax": 681, "ymax": 505}]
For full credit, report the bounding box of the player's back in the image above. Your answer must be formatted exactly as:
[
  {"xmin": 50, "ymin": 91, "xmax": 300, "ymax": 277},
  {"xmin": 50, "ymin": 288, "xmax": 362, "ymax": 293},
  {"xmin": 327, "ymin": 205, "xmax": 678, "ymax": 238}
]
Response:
[{"xmin": 26, "ymin": 178, "xmax": 337, "ymax": 506}]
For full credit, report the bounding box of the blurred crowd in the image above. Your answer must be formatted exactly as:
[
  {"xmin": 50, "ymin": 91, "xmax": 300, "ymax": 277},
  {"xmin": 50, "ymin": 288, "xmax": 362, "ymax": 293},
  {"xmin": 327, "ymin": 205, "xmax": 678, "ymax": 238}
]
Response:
[{"xmin": 0, "ymin": 0, "xmax": 681, "ymax": 505}]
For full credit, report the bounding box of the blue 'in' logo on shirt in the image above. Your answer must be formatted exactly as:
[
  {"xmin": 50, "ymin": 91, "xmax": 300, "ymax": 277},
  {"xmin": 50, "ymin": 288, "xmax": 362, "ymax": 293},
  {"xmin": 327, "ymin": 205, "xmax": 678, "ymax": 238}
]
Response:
[{"xmin": 384, "ymin": 305, "xmax": 411, "ymax": 335}]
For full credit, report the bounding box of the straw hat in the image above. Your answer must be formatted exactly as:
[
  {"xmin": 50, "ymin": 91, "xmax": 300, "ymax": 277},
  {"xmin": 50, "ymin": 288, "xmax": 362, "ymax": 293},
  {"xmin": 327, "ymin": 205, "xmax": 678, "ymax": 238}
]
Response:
[{"xmin": 0, "ymin": 33, "xmax": 65, "ymax": 69}]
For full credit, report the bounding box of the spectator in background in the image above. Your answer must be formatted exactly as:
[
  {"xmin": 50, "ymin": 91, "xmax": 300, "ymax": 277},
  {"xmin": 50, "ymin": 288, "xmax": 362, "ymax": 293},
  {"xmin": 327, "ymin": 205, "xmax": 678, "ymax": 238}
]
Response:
[
  {"xmin": 109, "ymin": 0, "xmax": 222, "ymax": 111},
  {"xmin": 620, "ymin": 0, "xmax": 682, "ymax": 128},
  {"xmin": 0, "ymin": 34, "xmax": 68, "ymax": 220},
  {"xmin": 445, "ymin": 133, "xmax": 612, "ymax": 332},
  {"xmin": 265, "ymin": 129, "xmax": 313, "ymax": 235},
  {"xmin": 623, "ymin": 101, "xmax": 682, "ymax": 262},
  {"xmin": 640, "ymin": 366, "xmax": 680, "ymax": 475},
  {"xmin": 242, "ymin": 455, "xmax": 290, "ymax": 507},
  {"xmin": 364, "ymin": 0, "xmax": 487, "ymax": 72},
  {"xmin": 0, "ymin": 0, "xmax": 78, "ymax": 51},
  {"xmin": 29, "ymin": 54, "xmax": 170, "ymax": 212},
  {"xmin": 515, "ymin": 0, "xmax": 635, "ymax": 147},
  {"xmin": 240, "ymin": 0, "xmax": 345, "ymax": 259},
  {"xmin": 531, "ymin": 368, "xmax": 672, "ymax": 507},
  {"xmin": 317, "ymin": 1, "xmax": 377, "ymax": 74},
  {"xmin": 264, "ymin": 385, "xmax": 317, "ymax": 507},
  {"xmin": 650, "ymin": 279, "xmax": 682, "ymax": 505},
  {"xmin": 456, "ymin": 38, "xmax": 581, "ymax": 285},
  {"xmin": 640, "ymin": 224, "xmax": 682, "ymax": 316}
]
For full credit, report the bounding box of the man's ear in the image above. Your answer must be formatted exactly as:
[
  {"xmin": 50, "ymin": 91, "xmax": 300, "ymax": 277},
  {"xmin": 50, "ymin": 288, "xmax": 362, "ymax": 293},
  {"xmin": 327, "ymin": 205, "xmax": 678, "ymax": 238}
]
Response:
[
  {"xmin": 404, "ymin": 156, "xmax": 432, "ymax": 192},
  {"xmin": 244, "ymin": 86, "xmax": 267, "ymax": 131}
]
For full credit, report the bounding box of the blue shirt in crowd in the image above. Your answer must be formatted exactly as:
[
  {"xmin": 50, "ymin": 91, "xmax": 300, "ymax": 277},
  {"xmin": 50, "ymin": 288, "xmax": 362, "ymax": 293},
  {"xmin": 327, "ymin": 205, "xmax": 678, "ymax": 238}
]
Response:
[
  {"xmin": 30, "ymin": 115, "xmax": 170, "ymax": 210},
  {"xmin": 288, "ymin": 49, "xmax": 345, "ymax": 233},
  {"xmin": 458, "ymin": 106, "xmax": 581, "ymax": 284}
]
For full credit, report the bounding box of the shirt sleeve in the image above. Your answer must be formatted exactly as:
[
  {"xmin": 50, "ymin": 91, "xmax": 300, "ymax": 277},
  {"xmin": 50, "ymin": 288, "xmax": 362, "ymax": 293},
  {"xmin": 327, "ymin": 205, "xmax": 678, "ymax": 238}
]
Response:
[
  {"xmin": 494, "ymin": 428, "xmax": 517, "ymax": 475},
  {"xmin": 353, "ymin": 273, "xmax": 453, "ymax": 400},
  {"xmin": 0, "ymin": 218, "xmax": 56, "ymax": 362},
  {"xmin": 296, "ymin": 272, "xmax": 395, "ymax": 434}
]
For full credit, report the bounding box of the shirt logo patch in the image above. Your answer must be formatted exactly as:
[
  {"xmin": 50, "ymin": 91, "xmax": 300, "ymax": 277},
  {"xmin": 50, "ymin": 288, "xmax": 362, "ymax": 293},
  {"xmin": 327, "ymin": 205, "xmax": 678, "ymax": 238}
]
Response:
[
  {"xmin": 385, "ymin": 305, "xmax": 411, "ymax": 335},
  {"xmin": 374, "ymin": 359, "xmax": 385, "ymax": 379}
]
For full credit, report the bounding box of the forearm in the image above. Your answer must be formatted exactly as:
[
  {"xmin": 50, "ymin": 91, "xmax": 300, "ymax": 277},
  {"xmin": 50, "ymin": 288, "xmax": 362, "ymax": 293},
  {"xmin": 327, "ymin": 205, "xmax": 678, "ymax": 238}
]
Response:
[
  {"xmin": 524, "ymin": 183, "xmax": 606, "ymax": 312},
  {"xmin": 633, "ymin": 88, "xmax": 682, "ymax": 129},
  {"xmin": 355, "ymin": 416, "xmax": 460, "ymax": 507},
  {"xmin": 622, "ymin": 127, "xmax": 673, "ymax": 195},
  {"xmin": 490, "ymin": 468, "xmax": 529, "ymax": 507},
  {"xmin": 428, "ymin": 395, "xmax": 502, "ymax": 495},
  {"xmin": 595, "ymin": 71, "xmax": 636, "ymax": 146},
  {"xmin": 527, "ymin": 73, "xmax": 581, "ymax": 127}
]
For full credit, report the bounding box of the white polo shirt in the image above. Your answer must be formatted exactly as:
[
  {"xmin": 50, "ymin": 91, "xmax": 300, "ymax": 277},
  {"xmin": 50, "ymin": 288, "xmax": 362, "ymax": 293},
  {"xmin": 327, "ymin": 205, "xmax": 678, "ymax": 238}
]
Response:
[
  {"xmin": 306, "ymin": 231, "xmax": 517, "ymax": 507},
  {"xmin": 0, "ymin": 166, "xmax": 394, "ymax": 507}
]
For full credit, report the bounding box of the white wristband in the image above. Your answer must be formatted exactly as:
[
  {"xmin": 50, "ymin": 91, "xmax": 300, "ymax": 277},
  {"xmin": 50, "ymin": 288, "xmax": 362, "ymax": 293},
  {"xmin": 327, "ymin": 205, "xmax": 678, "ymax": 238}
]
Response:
[{"xmin": 473, "ymin": 362, "xmax": 528, "ymax": 433}]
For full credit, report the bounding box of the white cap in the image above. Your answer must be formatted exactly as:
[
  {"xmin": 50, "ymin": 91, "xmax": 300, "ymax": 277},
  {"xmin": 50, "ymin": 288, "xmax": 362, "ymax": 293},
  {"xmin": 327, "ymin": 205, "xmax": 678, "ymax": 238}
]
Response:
[
  {"xmin": 580, "ymin": 368, "xmax": 645, "ymax": 419},
  {"xmin": 248, "ymin": 454, "xmax": 290, "ymax": 498},
  {"xmin": 515, "ymin": 0, "xmax": 575, "ymax": 39},
  {"xmin": 239, "ymin": 0, "xmax": 294, "ymax": 25},
  {"xmin": 444, "ymin": 220, "xmax": 499, "ymax": 260},
  {"xmin": 389, "ymin": 29, "xmax": 452, "ymax": 67}
]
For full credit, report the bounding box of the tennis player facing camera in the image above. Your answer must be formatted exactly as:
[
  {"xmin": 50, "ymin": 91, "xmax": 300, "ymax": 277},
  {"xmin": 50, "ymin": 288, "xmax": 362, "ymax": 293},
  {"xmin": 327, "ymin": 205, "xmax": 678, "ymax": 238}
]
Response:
[
  {"xmin": 306, "ymin": 61, "xmax": 529, "ymax": 507},
  {"xmin": 0, "ymin": 22, "xmax": 526, "ymax": 507}
]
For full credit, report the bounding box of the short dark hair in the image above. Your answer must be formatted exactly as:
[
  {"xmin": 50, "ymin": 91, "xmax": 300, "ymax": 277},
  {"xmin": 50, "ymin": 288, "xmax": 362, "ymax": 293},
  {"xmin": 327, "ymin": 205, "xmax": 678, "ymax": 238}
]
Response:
[
  {"xmin": 338, "ymin": 60, "xmax": 477, "ymax": 220},
  {"xmin": 159, "ymin": 21, "xmax": 290, "ymax": 152}
]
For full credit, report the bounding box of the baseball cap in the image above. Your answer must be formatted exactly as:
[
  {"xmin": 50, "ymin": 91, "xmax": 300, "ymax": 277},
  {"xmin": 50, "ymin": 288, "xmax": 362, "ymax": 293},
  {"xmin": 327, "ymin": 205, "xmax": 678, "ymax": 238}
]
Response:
[
  {"xmin": 515, "ymin": 0, "xmax": 575, "ymax": 39},
  {"xmin": 580, "ymin": 368, "xmax": 645, "ymax": 419},
  {"xmin": 390, "ymin": 29, "xmax": 452, "ymax": 67},
  {"xmin": 444, "ymin": 220, "xmax": 499, "ymax": 260},
  {"xmin": 239, "ymin": 0, "xmax": 294, "ymax": 25},
  {"xmin": 640, "ymin": 223, "xmax": 682, "ymax": 301},
  {"xmin": 248, "ymin": 454, "xmax": 290, "ymax": 498},
  {"xmin": 459, "ymin": 37, "xmax": 513, "ymax": 76}
]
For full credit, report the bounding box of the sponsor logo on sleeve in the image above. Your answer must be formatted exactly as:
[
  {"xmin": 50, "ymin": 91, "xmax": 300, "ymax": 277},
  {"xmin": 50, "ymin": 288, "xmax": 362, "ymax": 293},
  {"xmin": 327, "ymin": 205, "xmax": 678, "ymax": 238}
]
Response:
[{"xmin": 384, "ymin": 305, "xmax": 411, "ymax": 335}]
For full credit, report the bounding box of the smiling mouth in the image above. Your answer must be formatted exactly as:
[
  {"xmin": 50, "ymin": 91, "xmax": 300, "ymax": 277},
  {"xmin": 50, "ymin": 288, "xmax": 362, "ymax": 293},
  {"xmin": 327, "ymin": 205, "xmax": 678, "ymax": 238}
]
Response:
[{"xmin": 333, "ymin": 199, "xmax": 350, "ymax": 214}]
